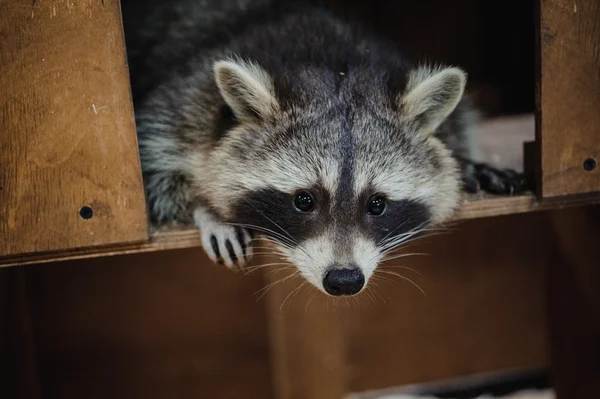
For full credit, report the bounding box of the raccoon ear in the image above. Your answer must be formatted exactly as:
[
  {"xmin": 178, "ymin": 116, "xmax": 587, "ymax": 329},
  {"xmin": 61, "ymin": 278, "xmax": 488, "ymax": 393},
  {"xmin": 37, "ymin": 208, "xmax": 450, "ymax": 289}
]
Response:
[
  {"xmin": 400, "ymin": 66, "xmax": 466, "ymax": 135},
  {"xmin": 214, "ymin": 60, "xmax": 280, "ymax": 122}
]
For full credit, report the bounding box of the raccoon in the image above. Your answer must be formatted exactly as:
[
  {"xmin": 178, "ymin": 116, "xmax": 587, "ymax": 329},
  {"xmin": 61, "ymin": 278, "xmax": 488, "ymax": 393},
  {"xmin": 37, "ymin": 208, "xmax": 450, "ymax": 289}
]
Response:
[{"xmin": 122, "ymin": 0, "xmax": 526, "ymax": 296}]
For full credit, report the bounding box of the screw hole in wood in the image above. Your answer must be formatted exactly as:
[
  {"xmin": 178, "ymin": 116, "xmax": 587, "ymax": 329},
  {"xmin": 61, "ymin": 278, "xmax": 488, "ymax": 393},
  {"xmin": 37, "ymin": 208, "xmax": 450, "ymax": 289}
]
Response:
[
  {"xmin": 583, "ymin": 157, "xmax": 597, "ymax": 172},
  {"xmin": 79, "ymin": 206, "xmax": 94, "ymax": 219}
]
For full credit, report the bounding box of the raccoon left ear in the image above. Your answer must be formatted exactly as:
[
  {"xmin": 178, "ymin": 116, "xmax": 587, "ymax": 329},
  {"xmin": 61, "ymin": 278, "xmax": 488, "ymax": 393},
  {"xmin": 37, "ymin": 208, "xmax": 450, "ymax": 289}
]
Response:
[
  {"xmin": 214, "ymin": 59, "xmax": 280, "ymax": 122},
  {"xmin": 400, "ymin": 65, "xmax": 467, "ymax": 135}
]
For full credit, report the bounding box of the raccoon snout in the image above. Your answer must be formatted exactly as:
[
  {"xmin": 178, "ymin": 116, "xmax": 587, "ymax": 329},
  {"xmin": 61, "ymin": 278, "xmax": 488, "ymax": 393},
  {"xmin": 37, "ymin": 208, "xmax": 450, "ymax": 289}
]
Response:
[{"xmin": 322, "ymin": 267, "xmax": 365, "ymax": 296}]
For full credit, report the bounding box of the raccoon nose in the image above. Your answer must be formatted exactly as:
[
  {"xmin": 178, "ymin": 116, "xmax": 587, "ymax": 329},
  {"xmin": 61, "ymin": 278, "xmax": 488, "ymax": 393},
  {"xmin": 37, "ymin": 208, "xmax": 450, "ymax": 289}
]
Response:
[{"xmin": 323, "ymin": 267, "xmax": 365, "ymax": 296}]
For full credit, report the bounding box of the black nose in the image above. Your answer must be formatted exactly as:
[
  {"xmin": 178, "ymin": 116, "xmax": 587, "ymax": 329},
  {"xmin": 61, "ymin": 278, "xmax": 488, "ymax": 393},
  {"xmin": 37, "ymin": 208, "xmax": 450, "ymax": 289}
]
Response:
[{"xmin": 323, "ymin": 268, "xmax": 365, "ymax": 296}]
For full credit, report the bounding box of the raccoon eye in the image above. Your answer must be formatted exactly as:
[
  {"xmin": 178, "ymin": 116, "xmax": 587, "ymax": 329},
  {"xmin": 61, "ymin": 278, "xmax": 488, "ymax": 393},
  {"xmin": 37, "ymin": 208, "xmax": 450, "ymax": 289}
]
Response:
[
  {"xmin": 293, "ymin": 191, "xmax": 315, "ymax": 212},
  {"xmin": 367, "ymin": 195, "xmax": 387, "ymax": 216}
]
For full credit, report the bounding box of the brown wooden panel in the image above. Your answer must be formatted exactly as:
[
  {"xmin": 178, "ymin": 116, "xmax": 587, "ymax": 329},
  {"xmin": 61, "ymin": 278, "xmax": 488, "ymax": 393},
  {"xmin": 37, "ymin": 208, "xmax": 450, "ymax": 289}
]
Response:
[
  {"xmin": 548, "ymin": 206, "xmax": 600, "ymax": 399},
  {"xmin": 265, "ymin": 268, "xmax": 346, "ymax": 399},
  {"xmin": 24, "ymin": 249, "xmax": 273, "ymax": 399},
  {"xmin": 264, "ymin": 212, "xmax": 552, "ymax": 398},
  {"xmin": 538, "ymin": 0, "xmax": 600, "ymax": 197},
  {"xmin": 0, "ymin": 0, "xmax": 148, "ymax": 257},
  {"xmin": 344, "ymin": 212, "xmax": 550, "ymax": 392},
  {"xmin": 0, "ymin": 268, "xmax": 43, "ymax": 399}
]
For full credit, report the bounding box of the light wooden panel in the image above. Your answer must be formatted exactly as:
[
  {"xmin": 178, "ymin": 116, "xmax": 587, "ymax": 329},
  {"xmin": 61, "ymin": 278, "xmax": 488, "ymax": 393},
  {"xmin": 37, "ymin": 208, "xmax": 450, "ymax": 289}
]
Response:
[
  {"xmin": 0, "ymin": 0, "xmax": 148, "ymax": 256},
  {"xmin": 537, "ymin": 0, "xmax": 600, "ymax": 197}
]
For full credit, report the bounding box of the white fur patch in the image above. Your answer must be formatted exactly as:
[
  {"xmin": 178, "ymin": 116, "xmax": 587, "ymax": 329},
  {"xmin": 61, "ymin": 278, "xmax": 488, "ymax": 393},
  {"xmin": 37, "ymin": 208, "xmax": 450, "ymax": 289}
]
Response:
[
  {"xmin": 193, "ymin": 207, "xmax": 253, "ymax": 269},
  {"xmin": 401, "ymin": 65, "xmax": 467, "ymax": 135},
  {"xmin": 214, "ymin": 59, "xmax": 280, "ymax": 121},
  {"xmin": 283, "ymin": 232, "xmax": 380, "ymax": 295}
]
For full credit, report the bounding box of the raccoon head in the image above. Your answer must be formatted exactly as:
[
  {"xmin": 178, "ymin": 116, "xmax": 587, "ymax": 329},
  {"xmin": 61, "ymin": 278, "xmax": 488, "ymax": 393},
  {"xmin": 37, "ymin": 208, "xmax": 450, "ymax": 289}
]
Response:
[{"xmin": 203, "ymin": 59, "xmax": 466, "ymax": 296}]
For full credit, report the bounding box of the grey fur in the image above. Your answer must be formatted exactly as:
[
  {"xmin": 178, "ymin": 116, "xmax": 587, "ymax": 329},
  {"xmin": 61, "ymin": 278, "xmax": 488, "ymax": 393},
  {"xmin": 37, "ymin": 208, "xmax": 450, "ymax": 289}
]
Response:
[{"xmin": 123, "ymin": 0, "xmax": 526, "ymax": 294}]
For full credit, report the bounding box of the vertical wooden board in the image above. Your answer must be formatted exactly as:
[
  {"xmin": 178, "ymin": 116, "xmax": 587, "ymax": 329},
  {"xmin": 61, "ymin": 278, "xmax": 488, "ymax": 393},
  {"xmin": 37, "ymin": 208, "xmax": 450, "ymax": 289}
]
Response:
[
  {"xmin": 0, "ymin": 0, "xmax": 148, "ymax": 256},
  {"xmin": 0, "ymin": 268, "xmax": 43, "ymax": 399},
  {"xmin": 264, "ymin": 264, "xmax": 347, "ymax": 399},
  {"xmin": 538, "ymin": 0, "xmax": 600, "ymax": 197},
  {"xmin": 547, "ymin": 206, "xmax": 600, "ymax": 399}
]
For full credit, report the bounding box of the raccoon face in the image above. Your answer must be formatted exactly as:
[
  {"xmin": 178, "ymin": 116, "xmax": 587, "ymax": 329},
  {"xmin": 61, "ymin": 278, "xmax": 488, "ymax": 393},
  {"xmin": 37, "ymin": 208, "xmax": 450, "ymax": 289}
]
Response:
[{"xmin": 202, "ymin": 59, "xmax": 466, "ymax": 296}]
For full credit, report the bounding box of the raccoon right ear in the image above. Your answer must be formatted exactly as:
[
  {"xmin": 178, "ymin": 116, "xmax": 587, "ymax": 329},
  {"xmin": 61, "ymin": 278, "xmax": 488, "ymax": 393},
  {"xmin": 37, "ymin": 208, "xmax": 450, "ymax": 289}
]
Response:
[
  {"xmin": 399, "ymin": 65, "xmax": 467, "ymax": 135},
  {"xmin": 214, "ymin": 60, "xmax": 280, "ymax": 122}
]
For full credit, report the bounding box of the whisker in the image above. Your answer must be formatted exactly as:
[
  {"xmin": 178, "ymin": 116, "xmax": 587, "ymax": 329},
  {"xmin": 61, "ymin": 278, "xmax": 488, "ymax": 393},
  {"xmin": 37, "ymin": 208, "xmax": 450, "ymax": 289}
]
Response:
[
  {"xmin": 240, "ymin": 199, "xmax": 298, "ymax": 244},
  {"xmin": 371, "ymin": 288, "xmax": 387, "ymax": 303},
  {"xmin": 364, "ymin": 289, "xmax": 377, "ymax": 305},
  {"xmin": 250, "ymin": 237, "xmax": 293, "ymax": 250},
  {"xmin": 250, "ymin": 234, "xmax": 315, "ymax": 267},
  {"xmin": 248, "ymin": 246, "xmax": 289, "ymax": 251},
  {"xmin": 305, "ymin": 291, "xmax": 319, "ymax": 314},
  {"xmin": 254, "ymin": 270, "xmax": 300, "ymax": 301},
  {"xmin": 370, "ymin": 274, "xmax": 396, "ymax": 284},
  {"xmin": 381, "ymin": 252, "xmax": 429, "ymax": 263},
  {"xmin": 226, "ymin": 222, "xmax": 297, "ymax": 247},
  {"xmin": 380, "ymin": 264, "xmax": 424, "ymax": 277},
  {"xmin": 376, "ymin": 269, "xmax": 426, "ymax": 296},
  {"xmin": 243, "ymin": 262, "xmax": 292, "ymax": 274},
  {"xmin": 379, "ymin": 225, "xmax": 441, "ymax": 248},
  {"xmin": 246, "ymin": 251, "xmax": 283, "ymax": 258},
  {"xmin": 280, "ymin": 281, "xmax": 308, "ymax": 310},
  {"xmin": 380, "ymin": 229, "xmax": 450, "ymax": 255},
  {"xmin": 379, "ymin": 221, "xmax": 430, "ymax": 247},
  {"xmin": 265, "ymin": 266, "xmax": 296, "ymax": 277},
  {"xmin": 378, "ymin": 216, "xmax": 423, "ymax": 245}
]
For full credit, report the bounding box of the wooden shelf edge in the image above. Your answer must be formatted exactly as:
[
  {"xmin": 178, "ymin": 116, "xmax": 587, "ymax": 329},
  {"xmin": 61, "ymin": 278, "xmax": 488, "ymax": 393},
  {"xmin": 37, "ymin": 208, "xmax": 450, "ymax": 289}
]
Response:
[
  {"xmin": 2, "ymin": 191, "xmax": 599, "ymax": 268},
  {"xmin": 452, "ymin": 191, "xmax": 600, "ymax": 221}
]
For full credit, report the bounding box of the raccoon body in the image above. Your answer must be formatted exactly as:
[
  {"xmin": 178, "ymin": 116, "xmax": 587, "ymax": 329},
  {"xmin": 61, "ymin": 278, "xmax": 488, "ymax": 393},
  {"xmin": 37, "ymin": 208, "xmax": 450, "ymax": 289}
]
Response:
[{"xmin": 123, "ymin": 0, "xmax": 525, "ymax": 296}]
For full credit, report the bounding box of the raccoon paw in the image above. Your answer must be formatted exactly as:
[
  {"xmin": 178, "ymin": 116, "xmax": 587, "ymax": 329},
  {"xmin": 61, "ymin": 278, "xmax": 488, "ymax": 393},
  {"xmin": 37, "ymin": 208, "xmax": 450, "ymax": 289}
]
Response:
[
  {"xmin": 193, "ymin": 208, "xmax": 254, "ymax": 269},
  {"xmin": 462, "ymin": 161, "xmax": 529, "ymax": 195}
]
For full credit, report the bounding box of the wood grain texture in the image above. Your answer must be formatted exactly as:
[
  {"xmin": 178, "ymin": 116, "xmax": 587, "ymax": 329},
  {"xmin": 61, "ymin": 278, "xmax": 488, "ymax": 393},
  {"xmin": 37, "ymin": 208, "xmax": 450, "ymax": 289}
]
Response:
[
  {"xmin": 0, "ymin": 0, "xmax": 148, "ymax": 256},
  {"xmin": 3, "ymin": 191, "xmax": 600, "ymax": 268},
  {"xmin": 265, "ymin": 267, "xmax": 346, "ymax": 399},
  {"xmin": 538, "ymin": 0, "xmax": 600, "ymax": 197}
]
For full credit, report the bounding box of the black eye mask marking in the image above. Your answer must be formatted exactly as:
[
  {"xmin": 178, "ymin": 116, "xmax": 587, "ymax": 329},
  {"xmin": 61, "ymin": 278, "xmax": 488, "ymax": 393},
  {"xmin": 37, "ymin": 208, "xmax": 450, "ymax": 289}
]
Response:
[
  {"xmin": 231, "ymin": 187, "xmax": 329, "ymax": 245},
  {"xmin": 364, "ymin": 198, "xmax": 431, "ymax": 245},
  {"xmin": 231, "ymin": 185, "xmax": 430, "ymax": 250}
]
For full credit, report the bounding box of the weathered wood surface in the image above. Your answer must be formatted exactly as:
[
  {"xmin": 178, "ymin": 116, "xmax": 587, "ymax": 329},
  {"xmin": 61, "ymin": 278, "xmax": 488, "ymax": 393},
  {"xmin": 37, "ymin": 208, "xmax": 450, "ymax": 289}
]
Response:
[
  {"xmin": 0, "ymin": 0, "xmax": 148, "ymax": 256},
  {"xmin": 537, "ymin": 0, "xmax": 600, "ymax": 197}
]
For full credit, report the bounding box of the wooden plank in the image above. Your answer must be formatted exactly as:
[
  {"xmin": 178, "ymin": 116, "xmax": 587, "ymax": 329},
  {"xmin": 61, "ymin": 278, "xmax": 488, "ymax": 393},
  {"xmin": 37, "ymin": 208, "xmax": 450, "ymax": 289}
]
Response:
[
  {"xmin": 0, "ymin": 267, "xmax": 43, "ymax": 399},
  {"xmin": 451, "ymin": 191, "xmax": 600, "ymax": 220},
  {"xmin": 262, "ymin": 211, "xmax": 552, "ymax": 398},
  {"xmin": 0, "ymin": 0, "xmax": 148, "ymax": 256},
  {"xmin": 537, "ymin": 0, "xmax": 600, "ymax": 197},
  {"xmin": 24, "ymin": 249, "xmax": 274, "ymax": 399},
  {"xmin": 547, "ymin": 206, "xmax": 600, "ymax": 399},
  {"xmin": 342, "ymin": 211, "xmax": 550, "ymax": 393},
  {"xmin": 264, "ymin": 267, "xmax": 346, "ymax": 399},
  {"xmin": 2, "ymin": 191, "xmax": 600, "ymax": 268}
]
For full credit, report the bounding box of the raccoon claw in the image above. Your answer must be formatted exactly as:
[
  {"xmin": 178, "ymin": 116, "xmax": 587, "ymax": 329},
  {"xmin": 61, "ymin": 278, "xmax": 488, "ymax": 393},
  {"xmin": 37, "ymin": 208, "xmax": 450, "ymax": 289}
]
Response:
[
  {"xmin": 462, "ymin": 161, "xmax": 529, "ymax": 196},
  {"xmin": 193, "ymin": 208, "xmax": 253, "ymax": 269}
]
